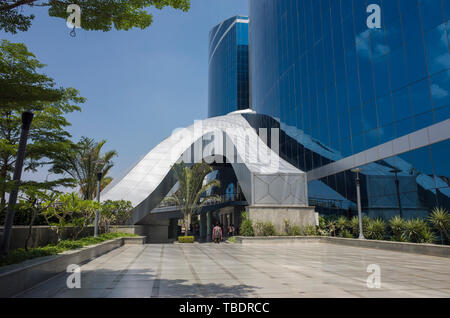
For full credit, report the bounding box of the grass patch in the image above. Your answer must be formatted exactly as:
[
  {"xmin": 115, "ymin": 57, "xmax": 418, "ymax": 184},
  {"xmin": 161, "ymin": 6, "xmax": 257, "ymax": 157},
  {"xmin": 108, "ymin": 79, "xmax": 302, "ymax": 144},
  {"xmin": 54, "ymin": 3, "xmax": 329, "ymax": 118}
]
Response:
[
  {"xmin": 227, "ymin": 236, "xmax": 236, "ymax": 243},
  {"xmin": 0, "ymin": 232, "xmax": 138, "ymax": 267}
]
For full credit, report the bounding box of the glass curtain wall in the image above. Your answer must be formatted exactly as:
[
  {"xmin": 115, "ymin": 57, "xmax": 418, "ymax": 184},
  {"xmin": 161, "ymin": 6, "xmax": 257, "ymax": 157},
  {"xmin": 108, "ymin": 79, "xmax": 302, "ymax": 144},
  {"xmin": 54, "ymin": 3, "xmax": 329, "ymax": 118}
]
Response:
[{"xmin": 249, "ymin": 0, "xmax": 450, "ymax": 218}]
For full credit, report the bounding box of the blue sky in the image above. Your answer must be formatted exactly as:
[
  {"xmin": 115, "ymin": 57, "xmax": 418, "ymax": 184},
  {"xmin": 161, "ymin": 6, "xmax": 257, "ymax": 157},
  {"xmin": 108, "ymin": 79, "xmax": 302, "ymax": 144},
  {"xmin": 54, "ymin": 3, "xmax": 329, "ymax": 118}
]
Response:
[{"xmin": 2, "ymin": 0, "xmax": 248, "ymax": 182}]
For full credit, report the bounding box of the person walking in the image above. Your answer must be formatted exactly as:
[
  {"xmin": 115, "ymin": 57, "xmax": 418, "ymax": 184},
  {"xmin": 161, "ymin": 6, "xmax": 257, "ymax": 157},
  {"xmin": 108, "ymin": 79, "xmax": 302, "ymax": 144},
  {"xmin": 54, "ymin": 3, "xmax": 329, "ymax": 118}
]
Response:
[
  {"xmin": 212, "ymin": 223, "xmax": 222, "ymax": 243},
  {"xmin": 228, "ymin": 224, "xmax": 234, "ymax": 237}
]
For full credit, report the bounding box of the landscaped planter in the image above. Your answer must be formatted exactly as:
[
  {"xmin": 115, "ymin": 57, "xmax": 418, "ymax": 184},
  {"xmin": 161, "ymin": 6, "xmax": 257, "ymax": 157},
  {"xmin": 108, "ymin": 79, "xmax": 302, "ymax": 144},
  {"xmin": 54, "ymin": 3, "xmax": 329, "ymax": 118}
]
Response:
[
  {"xmin": 233, "ymin": 236, "xmax": 450, "ymax": 258},
  {"xmin": 178, "ymin": 236, "xmax": 195, "ymax": 243},
  {"xmin": 0, "ymin": 236, "xmax": 145, "ymax": 298}
]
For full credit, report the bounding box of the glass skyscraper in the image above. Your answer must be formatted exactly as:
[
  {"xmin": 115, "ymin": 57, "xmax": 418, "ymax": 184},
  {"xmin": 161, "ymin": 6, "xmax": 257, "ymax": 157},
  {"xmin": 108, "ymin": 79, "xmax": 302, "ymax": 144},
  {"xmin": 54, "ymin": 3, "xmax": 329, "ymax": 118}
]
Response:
[
  {"xmin": 208, "ymin": 16, "xmax": 250, "ymax": 117},
  {"xmin": 249, "ymin": 0, "xmax": 450, "ymax": 218}
]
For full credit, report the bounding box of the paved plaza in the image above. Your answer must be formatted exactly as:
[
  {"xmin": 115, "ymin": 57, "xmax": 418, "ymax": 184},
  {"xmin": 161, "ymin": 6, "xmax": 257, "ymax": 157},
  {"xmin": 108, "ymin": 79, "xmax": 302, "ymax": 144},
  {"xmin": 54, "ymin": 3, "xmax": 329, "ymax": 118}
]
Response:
[{"xmin": 17, "ymin": 242, "xmax": 450, "ymax": 298}]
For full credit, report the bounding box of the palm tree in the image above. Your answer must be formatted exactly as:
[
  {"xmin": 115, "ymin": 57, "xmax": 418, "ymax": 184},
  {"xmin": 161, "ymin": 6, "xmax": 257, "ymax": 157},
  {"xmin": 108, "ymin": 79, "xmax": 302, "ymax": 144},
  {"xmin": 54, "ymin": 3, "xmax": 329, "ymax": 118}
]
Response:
[
  {"xmin": 51, "ymin": 137, "xmax": 117, "ymax": 200},
  {"xmin": 163, "ymin": 162, "xmax": 220, "ymax": 236}
]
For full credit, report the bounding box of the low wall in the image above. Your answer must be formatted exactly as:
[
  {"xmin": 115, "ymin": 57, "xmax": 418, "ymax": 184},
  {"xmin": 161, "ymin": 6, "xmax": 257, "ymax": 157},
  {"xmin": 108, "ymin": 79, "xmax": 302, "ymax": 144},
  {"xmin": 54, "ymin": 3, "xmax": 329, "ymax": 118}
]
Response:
[
  {"xmin": 321, "ymin": 236, "xmax": 450, "ymax": 258},
  {"xmin": 247, "ymin": 205, "xmax": 316, "ymax": 233},
  {"xmin": 0, "ymin": 226, "xmax": 97, "ymax": 250},
  {"xmin": 234, "ymin": 236, "xmax": 450, "ymax": 258},
  {"xmin": 0, "ymin": 225, "xmax": 150, "ymax": 250},
  {"xmin": 234, "ymin": 236, "xmax": 322, "ymax": 245},
  {"xmin": 109, "ymin": 224, "xmax": 171, "ymax": 243},
  {"xmin": 0, "ymin": 236, "xmax": 145, "ymax": 298}
]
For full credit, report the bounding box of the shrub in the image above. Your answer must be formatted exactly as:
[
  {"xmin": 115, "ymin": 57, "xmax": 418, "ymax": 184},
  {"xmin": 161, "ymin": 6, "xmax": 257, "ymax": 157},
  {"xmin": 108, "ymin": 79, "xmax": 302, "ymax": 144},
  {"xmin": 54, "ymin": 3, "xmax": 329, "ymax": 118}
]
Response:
[
  {"xmin": 317, "ymin": 227, "xmax": 330, "ymax": 236},
  {"xmin": 420, "ymin": 229, "xmax": 436, "ymax": 244},
  {"xmin": 350, "ymin": 216, "xmax": 369, "ymax": 237},
  {"xmin": 336, "ymin": 216, "xmax": 350, "ymax": 236},
  {"xmin": 0, "ymin": 233, "xmax": 136, "ymax": 267},
  {"xmin": 403, "ymin": 219, "xmax": 435, "ymax": 243},
  {"xmin": 326, "ymin": 219, "xmax": 337, "ymax": 236},
  {"xmin": 253, "ymin": 222, "xmax": 265, "ymax": 236},
  {"xmin": 239, "ymin": 213, "xmax": 254, "ymax": 237},
  {"xmin": 100, "ymin": 200, "xmax": 133, "ymax": 232},
  {"xmin": 42, "ymin": 193, "xmax": 99, "ymax": 241},
  {"xmin": 262, "ymin": 222, "xmax": 277, "ymax": 236},
  {"xmin": 339, "ymin": 229, "xmax": 354, "ymax": 238},
  {"xmin": 282, "ymin": 219, "xmax": 302, "ymax": 236},
  {"xmin": 178, "ymin": 236, "xmax": 195, "ymax": 243},
  {"xmin": 429, "ymin": 207, "xmax": 450, "ymax": 245},
  {"xmin": 253, "ymin": 222, "xmax": 277, "ymax": 236},
  {"xmin": 303, "ymin": 225, "xmax": 318, "ymax": 236},
  {"xmin": 365, "ymin": 218, "xmax": 386, "ymax": 240},
  {"xmin": 318, "ymin": 215, "xmax": 327, "ymax": 230},
  {"xmin": 389, "ymin": 216, "xmax": 406, "ymax": 242},
  {"xmin": 289, "ymin": 225, "xmax": 303, "ymax": 236}
]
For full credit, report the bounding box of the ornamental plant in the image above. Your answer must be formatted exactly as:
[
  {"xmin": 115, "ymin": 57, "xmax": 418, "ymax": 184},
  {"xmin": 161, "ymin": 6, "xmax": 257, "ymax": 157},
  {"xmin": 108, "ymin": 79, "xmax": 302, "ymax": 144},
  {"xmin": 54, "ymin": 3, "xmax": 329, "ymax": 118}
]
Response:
[
  {"xmin": 389, "ymin": 216, "xmax": 406, "ymax": 242},
  {"xmin": 403, "ymin": 218, "xmax": 435, "ymax": 244},
  {"xmin": 365, "ymin": 218, "xmax": 386, "ymax": 240},
  {"xmin": 428, "ymin": 207, "xmax": 450, "ymax": 245},
  {"xmin": 239, "ymin": 212, "xmax": 254, "ymax": 237}
]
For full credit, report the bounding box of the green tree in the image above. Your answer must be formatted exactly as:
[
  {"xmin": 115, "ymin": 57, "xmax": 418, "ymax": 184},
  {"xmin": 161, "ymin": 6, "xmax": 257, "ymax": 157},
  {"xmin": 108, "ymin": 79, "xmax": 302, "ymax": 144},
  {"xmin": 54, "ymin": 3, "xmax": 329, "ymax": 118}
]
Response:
[
  {"xmin": 0, "ymin": 40, "xmax": 85, "ymax": 213},
  {"xmin": 163, "ymin": 162, "xmax": 220, "ymax": 236},
  {"xmin": 0, "ymin": 0, "xmax": 190, "ymax": 34},
  {"xmin": 51, "ymin": 137, "xmax": 117, "ymax": 200},
  {"xmin": 100, "ymin": 199, "xmax": 133, "ymax": 232},
  {"xmin": 42, "ymin": 192, "xmax": 99, "ymax": 241}
]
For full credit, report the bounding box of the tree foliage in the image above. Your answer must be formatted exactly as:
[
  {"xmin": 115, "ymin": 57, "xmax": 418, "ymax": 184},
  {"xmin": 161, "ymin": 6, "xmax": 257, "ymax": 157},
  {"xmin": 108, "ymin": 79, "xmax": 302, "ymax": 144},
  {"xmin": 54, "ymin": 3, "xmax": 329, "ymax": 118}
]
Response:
[
  {"xmin": 42, "ymin": 192, "xmax": 100, "ymax": 241},
  {"xmin": 100, "ymin": 199, "xmax": 133, "ymax": 232},
  {"xmin": 0, "ymin": 40, "xmax": 85, "ymax": 212},
  {"xmin": 163, "ymin": 161, "xmax": 220, "ymax": 236},
  {"xmin": 51, "ymin": 137, "xmax": 117, "ymax": 200},
  {"xmin": 0, "ymin": 0, "xmax": 191, "ymax": 34}
]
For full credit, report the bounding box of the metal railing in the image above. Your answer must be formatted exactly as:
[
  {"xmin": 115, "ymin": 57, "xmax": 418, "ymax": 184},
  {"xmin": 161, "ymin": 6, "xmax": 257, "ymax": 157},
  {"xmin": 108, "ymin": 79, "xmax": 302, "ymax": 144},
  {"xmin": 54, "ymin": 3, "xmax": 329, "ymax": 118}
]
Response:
[
  {"xmin": 156, "ymin": 193, "xmax": 246, "ymax": 210},
  {"xmin": 309, "ymin": 197, "xmax": 347, "ymax": 210}
]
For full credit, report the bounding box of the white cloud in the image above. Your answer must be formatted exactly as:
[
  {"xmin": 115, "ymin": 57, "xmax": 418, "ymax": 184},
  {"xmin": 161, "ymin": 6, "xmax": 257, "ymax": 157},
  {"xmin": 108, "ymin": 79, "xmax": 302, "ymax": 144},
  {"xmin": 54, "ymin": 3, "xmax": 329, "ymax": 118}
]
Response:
[
  {"xmin": 374, "ymin": 44, "xmax": 390, "ymax": 56},
  {"xmin": 431, "ymin": 84, "xmax": 449, "ymax": 99},
  {"xmin": 356, "ymin": 30, "xmax": 390, "ymax": 59}
]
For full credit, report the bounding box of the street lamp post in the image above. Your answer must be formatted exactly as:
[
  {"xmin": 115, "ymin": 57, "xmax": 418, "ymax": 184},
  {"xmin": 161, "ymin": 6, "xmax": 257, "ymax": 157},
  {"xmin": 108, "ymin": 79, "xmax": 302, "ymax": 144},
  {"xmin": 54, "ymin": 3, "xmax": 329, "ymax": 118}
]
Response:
[
  {"xmin": 94, "ymin": 171, "xmax": 102, "ymax": 237},
  {"xmin": 390, "ymin": 168, "xmax": 403, "ymax": 219},
  {"xmin": 0, "ymin": 111, "xmax": 34, "ymax": 255},
  {"xmin": 351, "ymin": 168, "xmax": 365, "ymax": 240}
]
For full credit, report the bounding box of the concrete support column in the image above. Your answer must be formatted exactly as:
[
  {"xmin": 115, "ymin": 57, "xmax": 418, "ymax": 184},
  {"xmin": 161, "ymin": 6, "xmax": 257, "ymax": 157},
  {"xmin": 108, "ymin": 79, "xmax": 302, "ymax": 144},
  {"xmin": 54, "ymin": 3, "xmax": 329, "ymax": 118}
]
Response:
[
  {"xmin": 232, "ymin": 211, "xmax": 235, "ymax": 228},
  {"xmin": 247, "ymin": 206, "xmax": 315, "ymax": 234},
  {"xmin": 206, "ymin": 211, "xmax": 212, "ymax": 242},
  {"xmin": 223, "ymin": 214, "xmax": 228, "ymax": 235},
  {"xmin": 200, "ymin": 213, "xmax": 206, "ymax": 240}
]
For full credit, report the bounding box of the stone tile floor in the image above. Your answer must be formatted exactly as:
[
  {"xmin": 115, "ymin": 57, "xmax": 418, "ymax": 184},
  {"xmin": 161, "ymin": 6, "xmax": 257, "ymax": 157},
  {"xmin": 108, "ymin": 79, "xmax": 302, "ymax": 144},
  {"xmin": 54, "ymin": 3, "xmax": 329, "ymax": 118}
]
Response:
[{"xmin": 17, "ymin": 242, "xmax": 450, "ymax": 298}]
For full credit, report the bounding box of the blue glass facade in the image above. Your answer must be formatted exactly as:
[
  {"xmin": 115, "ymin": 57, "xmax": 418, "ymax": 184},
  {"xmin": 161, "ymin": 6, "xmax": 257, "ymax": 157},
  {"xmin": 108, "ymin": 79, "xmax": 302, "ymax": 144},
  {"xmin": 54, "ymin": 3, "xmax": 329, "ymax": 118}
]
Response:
[
  {"xmin": 249, "ymin": 0, "xmax": 450, "ymax": 218},
  {"xmin": 208, "ymin": 16, "xmax": 250, "ymax": 117}
]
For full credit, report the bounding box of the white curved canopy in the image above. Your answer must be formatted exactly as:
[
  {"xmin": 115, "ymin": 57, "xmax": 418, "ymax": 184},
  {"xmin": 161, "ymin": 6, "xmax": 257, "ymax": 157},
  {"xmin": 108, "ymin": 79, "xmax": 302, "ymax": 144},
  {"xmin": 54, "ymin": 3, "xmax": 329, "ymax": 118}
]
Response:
[{"xmin": 101, "ymin": 113, "xmax": 308, "ymax": 224}]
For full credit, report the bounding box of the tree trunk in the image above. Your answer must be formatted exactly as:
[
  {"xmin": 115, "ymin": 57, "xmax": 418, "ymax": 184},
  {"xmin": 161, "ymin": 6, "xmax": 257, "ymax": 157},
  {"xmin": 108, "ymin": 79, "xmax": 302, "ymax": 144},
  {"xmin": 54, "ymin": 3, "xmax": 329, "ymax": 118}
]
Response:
[
  {"xmin": 184, "ymin": 213, "xmax": 192, "ymax": 237},
  {"xmin": 25, "ymin": 206, "xmax": 38, "ymax": 250},
  {"xmin": 0, "ymin": 0, "xmax": 39, "ymax": 12},
  {"xmin": 0, "ymin": 159, "xmax": 8, "ymax": 214}
]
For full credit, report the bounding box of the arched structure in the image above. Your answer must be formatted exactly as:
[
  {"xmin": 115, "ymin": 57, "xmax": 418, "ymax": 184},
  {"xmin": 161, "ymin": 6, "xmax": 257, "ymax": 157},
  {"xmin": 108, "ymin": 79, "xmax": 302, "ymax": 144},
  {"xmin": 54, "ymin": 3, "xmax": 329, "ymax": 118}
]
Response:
[{"xmin": 102, "ymin": 110, "xmax": 312, "ymax": 228}]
